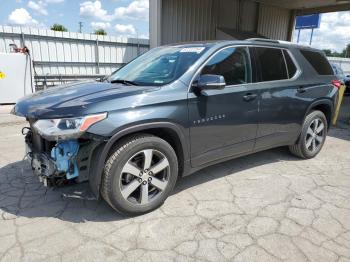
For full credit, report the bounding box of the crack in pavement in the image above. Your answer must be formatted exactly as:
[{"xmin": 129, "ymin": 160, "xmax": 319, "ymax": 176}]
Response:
[{"xmin": 0, "ymin": 124, "xmax": 350, "ymax": 262}]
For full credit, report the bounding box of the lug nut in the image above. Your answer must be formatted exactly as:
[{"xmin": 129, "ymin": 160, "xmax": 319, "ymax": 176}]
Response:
[
  {"xmin": 139, "ymin": 172, "xmax": 143, "ymax": 177},
  {"xmin": 142, "ymin": 181, "xmax": 147, "ymax": 185},
  {"xmin": 138, "ymin": 178, "xmax": 142, "ymax": 183},
  {"xmin": 148, "ymin": 177, "xmax": 152, "ymax": 182},
  {"xmin": 148, "ymin": 171, "xmax": 153, "ymax": 176}
]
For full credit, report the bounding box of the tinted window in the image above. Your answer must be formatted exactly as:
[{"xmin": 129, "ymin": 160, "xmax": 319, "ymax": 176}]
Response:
[
  {"xmin": 255, "ymin": 48, "xmax": 288, "ymax": 81},
  {"xmin": 283, "ymin": 50, "xmax": 297, "ymax": 78},
  {"xmin": 300, "ymin": 50, "xmax": 333, "ymax": 75},
  {"xmin": 201, "ymin": 47, "xmax": 251, "ymax": 85}
]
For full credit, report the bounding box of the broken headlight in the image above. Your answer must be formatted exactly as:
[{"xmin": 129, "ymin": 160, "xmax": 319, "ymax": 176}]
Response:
[{"xmin": 33, "ymin": 113, "xmax": 107, "ymax": 140}]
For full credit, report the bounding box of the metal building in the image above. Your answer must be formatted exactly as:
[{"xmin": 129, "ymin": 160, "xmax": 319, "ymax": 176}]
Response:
[{"xmin": 150, "ymin": 0, "xmax": 350, "ymax": 48}]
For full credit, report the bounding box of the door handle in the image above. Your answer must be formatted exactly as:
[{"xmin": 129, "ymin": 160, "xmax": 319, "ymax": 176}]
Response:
[
  {"xmin": 243, "ymin": 93, "xmax": 257, "ymax": 102},
  {"xmin": 297, "ymin": 86, "xmax": 306, "ymax": 93}
]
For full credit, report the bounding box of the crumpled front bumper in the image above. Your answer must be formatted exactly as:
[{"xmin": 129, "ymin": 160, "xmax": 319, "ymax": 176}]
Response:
[{"xmin": 24, "ymin": 125, "xmax": 103, "ymax": 187}]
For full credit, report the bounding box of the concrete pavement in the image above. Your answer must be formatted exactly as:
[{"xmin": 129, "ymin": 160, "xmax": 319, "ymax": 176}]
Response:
[
  {"xmin": 0, "ymin": 105, "xmax": 25, "ymax": 127},
  {"xmin": 1, "ymin": 109, "xmax": 350, "ymax": 261}
]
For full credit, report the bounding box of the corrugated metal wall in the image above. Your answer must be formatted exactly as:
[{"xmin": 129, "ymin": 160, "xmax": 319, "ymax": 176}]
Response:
[
  {"xmin": 161, "ymin": 0, "xmax": 216, "ymax": 44},
  {"xmin": 257, "ymin": 4, "xmax": 291, "ymax": 40},
  {"xmin": 153, "ymin": 0, "xmax": 293, "ymax": 46},
  {"xmin": 240, "ymin": 0, "xmax": 259, "ymax": 32},
  {"xmin": 216, "ymin": 0, "xmax": 240, "ymax": 29},
  {"xmin": 0, "ymin": 26, "xmax": 150, "ymax": 77}
]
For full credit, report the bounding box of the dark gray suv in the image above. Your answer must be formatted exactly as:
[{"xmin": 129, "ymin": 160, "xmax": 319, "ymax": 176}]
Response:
[{"xmin": 12, "ymin": 39, "xmax": 340, "ymax": 215}]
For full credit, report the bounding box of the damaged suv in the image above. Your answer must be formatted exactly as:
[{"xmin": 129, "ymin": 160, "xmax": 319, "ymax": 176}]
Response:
[{"xmin": 12, "ymin": 39, "xmax": 339, "ymax": 215}]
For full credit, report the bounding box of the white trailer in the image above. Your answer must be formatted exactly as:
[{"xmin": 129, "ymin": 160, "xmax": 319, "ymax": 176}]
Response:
[{"xmin": 0, "ymin": 52, "xmax": 34, "ymax": 104}]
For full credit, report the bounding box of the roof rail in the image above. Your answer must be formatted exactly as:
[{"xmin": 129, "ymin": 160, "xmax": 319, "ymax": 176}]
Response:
[{"xmin": 247, "ymin": 38, "xmax": 280, "ymax": 43}]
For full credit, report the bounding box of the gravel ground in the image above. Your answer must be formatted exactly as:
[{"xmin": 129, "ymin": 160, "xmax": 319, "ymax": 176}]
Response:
[{"xmin": 1, "ymin": 106, "xmax": 350, "ymax": 262}]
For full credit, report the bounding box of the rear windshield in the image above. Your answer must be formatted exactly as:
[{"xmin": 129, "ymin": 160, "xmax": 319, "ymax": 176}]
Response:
[{"xmin": 300, "ymin": 50, "xmax": 333, "ymax": 75}]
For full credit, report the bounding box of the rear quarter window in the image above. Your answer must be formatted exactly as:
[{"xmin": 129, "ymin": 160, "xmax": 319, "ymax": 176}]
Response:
[{"xmin": 300, "ymin": 50, "xmax": 333, "ymax": 75}]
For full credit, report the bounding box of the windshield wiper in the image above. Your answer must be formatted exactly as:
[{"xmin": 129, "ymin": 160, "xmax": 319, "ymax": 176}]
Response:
[{"xmin": 110, "ymin": 79, "xmax": 139, "ymax": 86}]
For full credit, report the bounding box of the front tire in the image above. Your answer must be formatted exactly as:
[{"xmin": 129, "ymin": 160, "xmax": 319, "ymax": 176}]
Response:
[
  {"xmin": 289, "ymin": 110, "xmax": 327, "ymax": 159},
  {"xmin": 101, "ymin": 134, "xmax": 178, "ymax": 215}
]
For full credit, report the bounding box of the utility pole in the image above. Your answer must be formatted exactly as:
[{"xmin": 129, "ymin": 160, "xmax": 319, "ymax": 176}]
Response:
[
  {"xmin": 309, "ymin": 28, "xmax": 314, "ymax": 46},
  {"xmin": 78, "ymin": 22, "xmax": 83, "ymax": 33}
]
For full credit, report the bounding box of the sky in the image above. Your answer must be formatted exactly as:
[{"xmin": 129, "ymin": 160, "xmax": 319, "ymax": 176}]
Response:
[
  {"xmin": 0, "ymin": 1, "xmax": 349, "ymax": 52},
  {"xmin": 292, "ymin": 11, "xmax": 350, "ymax": 52},
  {"xmin": 0, "ymin": 0, "xmax": 149, "ymax": 38}
]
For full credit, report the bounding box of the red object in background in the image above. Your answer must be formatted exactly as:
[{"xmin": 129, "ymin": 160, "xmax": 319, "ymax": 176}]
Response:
[{"xmin": 14, "ymin": 46, "xmax": 29, "ymax": 54}]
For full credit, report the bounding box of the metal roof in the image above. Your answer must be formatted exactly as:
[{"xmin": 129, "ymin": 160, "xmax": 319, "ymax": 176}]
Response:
[{"xmin": 254, "ymin": 0, "xmax": 350, "ymax": 14}]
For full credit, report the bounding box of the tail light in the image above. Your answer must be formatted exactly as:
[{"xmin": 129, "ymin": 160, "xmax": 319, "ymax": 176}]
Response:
[{"xmin": 332, "ymin": 80, "xmax": 342, "ymax": 89}]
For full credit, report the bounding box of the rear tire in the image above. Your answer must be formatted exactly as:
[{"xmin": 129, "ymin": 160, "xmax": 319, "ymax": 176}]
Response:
[
  {"xmin": 101, "ymin": 134, "xmax": 178, "ymax": 215},
  {"xmin": 289, "ymin": 110, "xmax": 327, "ymax": 159}
]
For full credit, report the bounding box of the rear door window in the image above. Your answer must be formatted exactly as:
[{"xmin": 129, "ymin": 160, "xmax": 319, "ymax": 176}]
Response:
[
  {"xmin": 255, "ymin": 47, "xmax": 288, "ymax": 81},
  {"xmin": 300, "ymin": 50, "xmax": 333, "ymax": 75}
]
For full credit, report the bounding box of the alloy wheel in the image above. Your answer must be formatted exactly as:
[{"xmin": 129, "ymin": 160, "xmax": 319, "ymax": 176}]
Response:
[
  {"xmin": 119, "ymin": 149, "xmax": 170, "ymax": 205},
  {"xmin": 305, "ymin": 118, "xmax": 325, "ymax": 153}
]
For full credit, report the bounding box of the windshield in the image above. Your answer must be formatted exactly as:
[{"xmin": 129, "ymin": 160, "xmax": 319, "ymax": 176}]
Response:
[{"xmin": 109, "ymin": 46, "xmax": 209, "ymax": 86}]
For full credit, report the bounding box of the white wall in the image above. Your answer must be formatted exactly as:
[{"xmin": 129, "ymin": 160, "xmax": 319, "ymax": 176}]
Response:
[{"xmin": 328, "ymin": 57, "xmax": 350, "ymax": 74}]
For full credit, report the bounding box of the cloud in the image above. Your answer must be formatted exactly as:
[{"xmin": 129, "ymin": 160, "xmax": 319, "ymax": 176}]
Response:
[
  {"xmin": 8, "ymin": 8, "xmax": 38, "ymax": 25},
  {"xmin": 139, "ymin": 33, "xmax": 149, "ymax": 39},
  {"xmin": 294, "ymin": 11, "xmax": 350, "ymax": 52},
  {"xmin": 45, "ymin": 0, "xmax": 64, "ymax": 3},
  {"xmin": 80, "ymin": 1, "xmax": 114, "ymax": 22},
  {"xmin": 80, "ymin": 0, "xmax": 149, "ymax": 22},
  {"xmin": 28, "ymin": 1, "xmax": 48, "ymax": 16},
  {"xmin": 114, "ymin": 0, "xmax": 149, "ymax": 21},
  {"xmin": 91, "ymin": 21, "xmax": 111, "ymax": 30},
  {"xmin": 115, "ymin": 24, "xmax": 136, "ymax": 36}
]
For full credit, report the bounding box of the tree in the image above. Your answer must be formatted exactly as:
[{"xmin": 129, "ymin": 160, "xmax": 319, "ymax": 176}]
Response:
[
  {"xmin": 341, "ymin": 44, "xmax": 350, "ymax": 58},
  {"xmin": 94, "ymin": 29, "xmax": 107, "ymax": 36},
  {"xmin": 322, "ymin": 49, "xmax": 332, "ymax": 56},
  {"xmin": 322, "ymin": 47, "xmax": 347, "ymax": 58},
  {"xmin": 51, "ymin": 24, "xmax": 68, "ymax": 32}
]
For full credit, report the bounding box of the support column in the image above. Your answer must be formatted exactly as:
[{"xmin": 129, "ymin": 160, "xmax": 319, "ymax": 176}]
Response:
[{"xmin": 149, "ymin": 0, "xmax": 162, "ymax": 48}]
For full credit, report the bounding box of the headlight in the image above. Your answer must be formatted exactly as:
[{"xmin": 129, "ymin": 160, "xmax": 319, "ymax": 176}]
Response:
[{"xmin": 33, "ymin": 113, "xmax": 107, "ymax": 140}]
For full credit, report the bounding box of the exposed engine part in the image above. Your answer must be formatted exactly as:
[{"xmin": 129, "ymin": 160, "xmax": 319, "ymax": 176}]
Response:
[
  {"xmin": 25, "ymin": 129, "xmax": 81, "ymax": 185},
  {"xmin": 31, "ymin": 153, "xmax": 56, "ymax": 177},
  {"xmin": 24, "ymin": 127, "xmax": 102, "ymax": 188},
  {"xmin": 50, "ymin": 140, "xmax": 80, "ymax": 180}
]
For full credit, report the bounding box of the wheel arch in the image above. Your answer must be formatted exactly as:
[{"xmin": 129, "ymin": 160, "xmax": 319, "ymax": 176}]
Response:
[
  {"xmin": 305, "ymin": 99, "xmax": 334, "ymax": 129},
  {"xmin": 89, "ymin": 122, "xmax": 189, "ymax": 198}
]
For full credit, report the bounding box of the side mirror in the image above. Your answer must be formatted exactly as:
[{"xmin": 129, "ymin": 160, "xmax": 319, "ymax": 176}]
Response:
[
  {"xmin": 96, "ymin": 76, "xmax": 107, "ymax": 82},
  {"xmin": 192, "ymin": 74, "xmax": 226, "ymax": 91}
]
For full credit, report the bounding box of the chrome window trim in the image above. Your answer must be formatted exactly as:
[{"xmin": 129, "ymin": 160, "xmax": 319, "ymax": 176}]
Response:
[
  {"xmin": 282, "ymin": 49, "xmax": 289, "ymax": 78},
  {"xmin": 188, "ymin": 44, "xmax": 302, "ymax": 93},
  {"xmin": 283, "ymin": 49, "xmax": 300, "ymax": 80}
]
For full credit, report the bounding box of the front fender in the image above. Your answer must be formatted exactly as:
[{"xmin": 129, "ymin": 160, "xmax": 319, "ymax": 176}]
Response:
[{"xmin": 88, "ymin": 121, "xmax": 189, "ymax": 198}]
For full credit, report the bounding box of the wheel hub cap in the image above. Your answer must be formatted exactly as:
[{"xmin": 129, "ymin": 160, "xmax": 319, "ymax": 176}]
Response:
[
  {"xmin": 119, "ymin": 149, "xmax": 170, "ymax": 205},
  {"xmin": 305, "ymin": 117, "xmax": 325, "ymax": 152}
]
